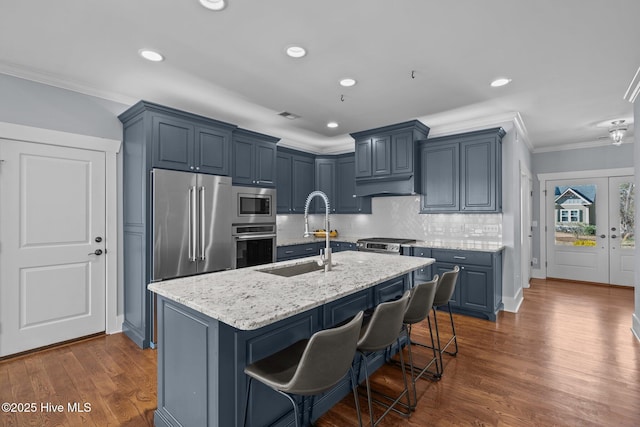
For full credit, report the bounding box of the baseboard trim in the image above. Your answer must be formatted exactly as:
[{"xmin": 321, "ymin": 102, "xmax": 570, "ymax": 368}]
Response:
[
  {"xmin": 632, "ymin": 313, "xmax": 640, "ymax": 342},
  {"xmin": 502, "ymin": 287, "xmax": 524, "ymax": 313}
]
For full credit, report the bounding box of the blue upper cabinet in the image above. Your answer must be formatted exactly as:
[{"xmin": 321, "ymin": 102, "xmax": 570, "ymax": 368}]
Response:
[
  {"xmin": 196, "ymin": 124, "xmax": 232, "ymax": 175},
  {"xmin": 232, "ymin": 128, "xmax": 279, "ymax": 187},
  {"xmin": 315, "ymin": 157, "xmax": 337, "ymax": 213},
  {"xmin": 350, "ymin": 120, "xmax": 429, "ymax": 196},
  {"xmin": 336, "ymin": 154, "xmax": 372, "ymax": 213},
  {"xmin": 276, "ymin": 148, "xmax": 315, "ymax": 213},
  {"xmin": 150, "ymin": 105, "xmax": 235, "ymax": 174},
  {"xmin": 420, "ymin": 127, "xmax": 505, "ymax": 213}
]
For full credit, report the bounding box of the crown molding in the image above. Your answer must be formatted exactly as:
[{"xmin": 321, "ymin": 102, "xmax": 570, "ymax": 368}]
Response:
[
  {"xmin": 624, "ymin": 66, "xmax": 640, "ymax": 103},
  {"xmin": 0, "ymin": 61, "xmax": 137, "ymax": 106}
]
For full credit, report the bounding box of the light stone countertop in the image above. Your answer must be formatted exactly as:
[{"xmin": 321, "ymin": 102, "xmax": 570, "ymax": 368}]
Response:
[
  {"xmin": 277, "ymin": 236, "xmax": 504, "ymax": 252},
  {"xmin": 407, "ymin": 240, "xmax": 505, "ymax": 252},
  {"xmin": 148, "ymin": 251, "xmax": 434, "ymax": 331}
]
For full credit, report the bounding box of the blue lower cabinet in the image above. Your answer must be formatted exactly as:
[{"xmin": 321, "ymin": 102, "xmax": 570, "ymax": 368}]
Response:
[
  {"xmin": 276, "ymin": 243, "xmax": 322, "ymax": 261},
  {"xmin": 330, "ymin": 241, "xmax": 356, "ymax": 253},
  {"xmin": 154, "ymin": 274, "xmax": 412, "ymax": 427},
  {"xmin": 430, "ymin": 248, "xmax": 503, "ymax": 321}
]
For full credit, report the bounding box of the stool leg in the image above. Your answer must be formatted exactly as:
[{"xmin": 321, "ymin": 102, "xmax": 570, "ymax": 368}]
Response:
[
  {"xmin": 404, "ymin": 326, "xmax": 417, "ymax": 410},
  {"xmin": 445, "ymin": 302, "xmax": 459, "ymax": 356},
  {"xmin": 349, "ymin": 366, "xmax": 364, "ymax": 427},
  {"xmin": 243, "ymin": 377, "xmax": 252, "ymax": 427},
  {"xmin": 359, "ymin": 352, "xmax": 375, "ymax": 427},
  {"xmin": 432, "ymin": 307, "xmax": 444, "ymax": 378}
]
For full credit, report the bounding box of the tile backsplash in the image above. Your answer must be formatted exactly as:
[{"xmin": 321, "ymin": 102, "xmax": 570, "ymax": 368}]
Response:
[{"xmin": 277, "ymin": 195, "xmax": 502, "ymax": 242}]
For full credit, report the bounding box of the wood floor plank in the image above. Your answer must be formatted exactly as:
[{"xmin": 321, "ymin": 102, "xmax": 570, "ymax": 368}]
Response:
[{"xmin": 0, "ymin": 279, "xmax": 638, "ymax": 426}]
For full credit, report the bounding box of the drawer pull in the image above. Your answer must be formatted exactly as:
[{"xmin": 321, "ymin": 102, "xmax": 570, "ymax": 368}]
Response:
[
  {"xmin": 285, "ymin": 250, "xmax": 294, "ymax": 254},
  {"xmin": 453, "ymin": 256, "xmax": 467, "ymax": 260},
  {"xmin": 305, "ymin": 247, "xmax": 314, "ymax": 251}
]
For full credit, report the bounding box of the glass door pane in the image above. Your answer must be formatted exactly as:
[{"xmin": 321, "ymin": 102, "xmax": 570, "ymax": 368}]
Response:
[
  {"xmin": 553, "ymin": 184, "xmax": 598, "ymax": 247},
  {"xmin": 616, "ymin": 181, "xmax": 635, "ymax": 249}
]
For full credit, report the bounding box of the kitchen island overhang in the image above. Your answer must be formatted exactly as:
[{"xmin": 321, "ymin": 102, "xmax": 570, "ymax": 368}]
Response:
[{"xmin": 149, "ymin": 251, "xmax": 435, "ymax": 427}]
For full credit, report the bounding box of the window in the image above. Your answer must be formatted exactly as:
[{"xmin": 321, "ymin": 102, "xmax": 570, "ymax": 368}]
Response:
[{"xmin": 559, "ymin": 209, "xmax": 581, "ymax": 223}]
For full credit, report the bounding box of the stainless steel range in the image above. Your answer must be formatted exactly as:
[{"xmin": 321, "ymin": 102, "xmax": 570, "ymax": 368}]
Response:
[{"xmin": 356, "ymin": 237, "xmax": 416, "ymax": 255}]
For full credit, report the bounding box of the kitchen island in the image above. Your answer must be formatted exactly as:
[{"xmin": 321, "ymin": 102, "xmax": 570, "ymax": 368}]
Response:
[{"xmin": 148, "ymin": 250, "xmax": 434, "ymax": 427}]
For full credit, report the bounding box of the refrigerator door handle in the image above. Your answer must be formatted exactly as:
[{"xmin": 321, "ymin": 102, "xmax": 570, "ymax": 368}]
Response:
[
  {"xmin": 199, "ymin": 186, "xmax": 206, "ymax": 261},
  {"xmin": 189, "ymin": 186, "xmax": 197, "ymax": 262}
]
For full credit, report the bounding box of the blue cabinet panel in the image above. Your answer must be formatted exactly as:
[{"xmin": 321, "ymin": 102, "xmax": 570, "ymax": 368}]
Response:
[
  {"xmin": 315, "ymin": 158, "xmax": 336, "ymax": 213},
  {"xmin": 420, "ymin": 127, "xmax": 504, "ymax": 213},
  {"xmin": 152, "ymin": 114, "xmax": 194, "ymax": 170},
  {"xmin": 232, "ymin": 129, "xmax": 279, "ymax": 187},
  {"xmin": 336, "ymin": 154, "xmax": 372, "ymax": 213},
  {"xmin": 421, "ymin": 143, "xmax": 459, "ymax": 211},
  {"xmin": 196, "ymin": 125, "xmax": 231, "ymax": 175}
]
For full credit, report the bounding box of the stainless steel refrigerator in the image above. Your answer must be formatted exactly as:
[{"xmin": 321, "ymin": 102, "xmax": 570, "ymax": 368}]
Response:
[{"xmin": 151, "ymin": 168, "xmax": 233, "ymax": 280}]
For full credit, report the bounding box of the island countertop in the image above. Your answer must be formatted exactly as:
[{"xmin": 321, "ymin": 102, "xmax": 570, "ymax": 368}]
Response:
[{"xmin": 148, "ymin": 251, "xmax": 434, "ymax": 331}]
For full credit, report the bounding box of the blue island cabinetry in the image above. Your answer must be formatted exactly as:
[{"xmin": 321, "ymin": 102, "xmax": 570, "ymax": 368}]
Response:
[{"xmin": 149, "ymin": 251, "xmax": 434, "ymax": 427}]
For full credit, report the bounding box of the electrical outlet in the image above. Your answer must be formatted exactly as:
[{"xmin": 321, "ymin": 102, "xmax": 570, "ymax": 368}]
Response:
[{"xmin": 483, "ymin": 224, "xmax": 500, "ymax": 233}]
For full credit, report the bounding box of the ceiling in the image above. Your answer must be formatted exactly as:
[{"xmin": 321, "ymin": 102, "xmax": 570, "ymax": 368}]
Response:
[{"xmin": 1, "ymin": 0, "xmax": 639, "ymax": 153}]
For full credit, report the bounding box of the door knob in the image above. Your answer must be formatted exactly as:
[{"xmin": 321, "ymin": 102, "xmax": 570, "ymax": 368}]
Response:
[
  {"xmin": 611, "ymin": 235, "xmax": 617, "ymax": 239},
  {"xmin": 89, "ymin": 249, "xmax": 103, "ymax": 256},
  {"xmin": 95, "ymin": 237, "xmax": 102, "ymax": 243},
  {"xmin": 599, "ymin": 234, "xmax": 606, "ymax": 238}
]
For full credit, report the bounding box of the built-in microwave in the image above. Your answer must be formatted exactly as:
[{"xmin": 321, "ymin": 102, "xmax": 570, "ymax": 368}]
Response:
[{"xmin": 232, "ymin": 186, "xmax": 276, "ymax": 224}]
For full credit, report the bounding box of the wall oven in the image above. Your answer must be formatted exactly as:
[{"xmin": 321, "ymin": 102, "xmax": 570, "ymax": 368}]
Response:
[
  {"xmin": 232, "ymin": 186, "xmax": 276, "ymax": 224},
  {"xmin": 232, "ymin": 223, "xmax": 277, "ymax": 269}
]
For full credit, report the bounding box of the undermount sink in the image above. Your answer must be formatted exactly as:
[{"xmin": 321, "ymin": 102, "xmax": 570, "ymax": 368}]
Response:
[{"xmin": 259, "ymin": 261, "xmax": 325, "ymax": 277}]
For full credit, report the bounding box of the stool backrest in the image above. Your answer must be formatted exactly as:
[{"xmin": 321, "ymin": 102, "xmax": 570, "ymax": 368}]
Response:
[
  {"xmin": 404, "ymin": 275, "xmax": 439, "ymax": 325},
  {"xmin": 357, "ymin": 291, "xmax": 410, "ymax": 352},
  {"xmin": 433, "ymin": 266, "xmax": 460, "ymax": 307},
  {"xmin": 286, "ymin": 311, "xmax": 364, "ymax": 395}
]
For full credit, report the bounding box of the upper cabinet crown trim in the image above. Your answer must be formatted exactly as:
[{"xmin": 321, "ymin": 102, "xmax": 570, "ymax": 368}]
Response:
[
  {"xmin": 349, "ymin": 119, "xmax": 430, "ymax": 139},
  {"xmin": 118, "ymin": 100, "xmax": 238, "ymax": 131}
]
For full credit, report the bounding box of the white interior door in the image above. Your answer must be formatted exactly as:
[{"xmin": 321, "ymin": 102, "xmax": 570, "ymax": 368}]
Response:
[
  {"xmin": 546, "ymin": 176, "xmax": 635, "ymax": 286},
  {"xmin": 0, "ymin": 139, "xmax": 106, "ymax": 357},
  {"xmin": 608, "ymin": 176, "xmax": 635, "ymax": 286}
]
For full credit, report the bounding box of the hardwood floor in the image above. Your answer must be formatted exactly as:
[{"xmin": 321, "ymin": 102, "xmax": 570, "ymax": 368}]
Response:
[{"xmin": 1, "ymin": 279, "xmax": 638, "ymax": 426}]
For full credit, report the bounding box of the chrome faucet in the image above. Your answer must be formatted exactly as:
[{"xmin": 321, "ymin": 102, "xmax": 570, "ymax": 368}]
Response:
[{"xmin": 303, "ymin": 191, "xmax": 332, "ymax": 272}]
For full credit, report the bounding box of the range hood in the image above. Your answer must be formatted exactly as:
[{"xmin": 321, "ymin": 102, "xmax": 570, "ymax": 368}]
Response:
[
  {"xmin": 355, "ymin": 175, "xmax": 418, "ymax": 197},
  {"xmin": 350, "ymin": 120, "xmax": 429, "ymax": 197}
]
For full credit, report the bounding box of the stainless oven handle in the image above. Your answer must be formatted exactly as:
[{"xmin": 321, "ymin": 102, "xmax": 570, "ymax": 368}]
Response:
[{"xmin": 233, "ymin": 234, "xmax": 277, "ymax": 240}]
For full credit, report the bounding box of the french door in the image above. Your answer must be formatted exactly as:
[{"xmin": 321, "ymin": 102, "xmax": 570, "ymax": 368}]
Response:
[
  {"xmin": 546, "ymin": 176, "xmax": 634, "ymax": 286},
  {"xmin": 0, "ymin": 139, "xmax": 106, "ymax": 357}
]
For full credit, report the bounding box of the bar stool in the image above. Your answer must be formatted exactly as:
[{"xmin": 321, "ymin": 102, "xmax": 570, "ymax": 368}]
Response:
[
  {"xmin": 401, "ymin": 275, "xmax": 439, "ymax": 409},
  {"xmin": 432, "ymin": 266, "xmax": 460, "ymax": 377},
  {"xmin": 243, "ymin": 311, "xmax": 364, "ymax": 427},
  {"xmin": 356, "ymin": 291, "xmax": 411, "ymax": 427}
]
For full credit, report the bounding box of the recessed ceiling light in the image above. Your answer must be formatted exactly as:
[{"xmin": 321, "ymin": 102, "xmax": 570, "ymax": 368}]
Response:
[
  {"xmin": 327, "ymin": 122, "xmax": 339, "ymax": 128},
  {"xmin": 339, "ymin": 78, "xmax": 357, "ymax": 87},
  {"xmin": 285, "ymin": 46, "xmax": 307, "ymax": 58},
  {"xmin": 490, "ymin": 77, "xmax": 512, "ymax": 87},
  {"xmin": 199, "ymin": 0, "xmax": 227, "ymax": 11},
  {"xmin": 138, "ymin": 49, "xmax": 164, "ymax": 62}
]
